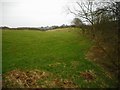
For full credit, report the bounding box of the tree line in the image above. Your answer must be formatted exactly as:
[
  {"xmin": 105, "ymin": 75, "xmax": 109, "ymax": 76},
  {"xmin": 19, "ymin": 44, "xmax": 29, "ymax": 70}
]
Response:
[{"xmin": 68, "ymin": 0, "xmax": 120, "ymax": 84}]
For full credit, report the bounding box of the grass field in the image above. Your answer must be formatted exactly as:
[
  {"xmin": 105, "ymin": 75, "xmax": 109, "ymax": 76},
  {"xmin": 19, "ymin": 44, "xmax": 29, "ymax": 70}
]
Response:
[{"xmin": 2, "ymin": 28, "xmax": 118, "ymax": 88}]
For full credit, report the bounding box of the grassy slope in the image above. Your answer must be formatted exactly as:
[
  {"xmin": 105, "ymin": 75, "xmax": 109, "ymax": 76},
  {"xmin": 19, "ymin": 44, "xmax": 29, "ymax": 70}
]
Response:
[{"xmin": 2, "ymin": 28, "xmax": 118, "ymax": 88}]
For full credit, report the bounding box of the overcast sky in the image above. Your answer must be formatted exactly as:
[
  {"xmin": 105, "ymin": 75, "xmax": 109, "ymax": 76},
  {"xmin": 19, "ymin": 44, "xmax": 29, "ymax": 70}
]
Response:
[
  {"xmin": 1, "ymin": 0, "xmax": 117, "ymax": 27},
  {"xmin": 0, "ymin": 0, "xmax": 75, "ymax": 27}
]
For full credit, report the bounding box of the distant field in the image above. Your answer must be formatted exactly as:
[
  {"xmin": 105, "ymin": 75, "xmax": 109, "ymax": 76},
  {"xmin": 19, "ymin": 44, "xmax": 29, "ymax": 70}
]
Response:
[{"xmin": 2, "ymin": 28, "xmax": 118, "ymax": 88}]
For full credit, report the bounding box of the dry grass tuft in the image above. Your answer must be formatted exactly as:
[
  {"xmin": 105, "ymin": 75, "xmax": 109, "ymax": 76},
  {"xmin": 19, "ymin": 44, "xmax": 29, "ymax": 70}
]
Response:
[
  {"xmin": 3, "ymin": 69, "xmax": 50, "ymax": 88},
  {"xmin": 80, "ymin": 70, "xmax": 96, "ymax": 82},
  {"xmin": 3, "ymin": 69, "xmax": 78, "ymax": 88}
]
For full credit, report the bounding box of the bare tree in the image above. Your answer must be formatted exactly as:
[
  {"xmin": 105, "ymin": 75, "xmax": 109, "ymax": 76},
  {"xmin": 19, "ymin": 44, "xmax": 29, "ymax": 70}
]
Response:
[
  {"xmin": 71, "ymin": 18, "xmax": 83, "ymax": 27},
  {"xmin": 71, "ymin": 18, "xmax": 86, "ymax": 34},
  {"xmin": 67, "ymin": 0, "xmax": 97, "ymax": 38}
]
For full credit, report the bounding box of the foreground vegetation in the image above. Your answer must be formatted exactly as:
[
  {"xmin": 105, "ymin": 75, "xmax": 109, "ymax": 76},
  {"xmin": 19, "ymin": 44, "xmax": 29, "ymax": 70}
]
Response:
[{"xmin": 2, "ymin": 28, "xmax": 118, "ymax": 88}]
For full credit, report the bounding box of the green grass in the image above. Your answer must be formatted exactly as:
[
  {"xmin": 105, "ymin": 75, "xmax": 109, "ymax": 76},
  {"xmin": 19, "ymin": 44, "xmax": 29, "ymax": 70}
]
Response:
[{"xmin": 2, "ymin": 28, "xmax": 118, "ymax": 88}]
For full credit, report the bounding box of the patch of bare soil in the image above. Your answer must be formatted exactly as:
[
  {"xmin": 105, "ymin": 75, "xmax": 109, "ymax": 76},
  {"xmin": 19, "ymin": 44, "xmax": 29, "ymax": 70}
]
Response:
[
  {"xmin": 52, "ymin": 78, "xmax": 77, "ymax": 88},
  {"xmin": 80, "ymin": 70, "xmax": 96, "ymax": 82},
  {"xmin": 86, "ymin": 46, "xmax": 106, "ymax": 62},
  {"xmin": 42, "ymin": 78, "xmax": 77, "ymax": 88},
  {"xmin": 3, "ymin": 69, "xmax": 78, "ymax": 88},
  {"xmin": 85, "ymin": 45, "xmax": 114, "ymax": 71},
  {"xmin": 85, "ymin": 45, "xmax": 118, "ymax": 78},
  {"xmin": 3, "ymin": 69, "xmax": 50, "ymax": 88}
]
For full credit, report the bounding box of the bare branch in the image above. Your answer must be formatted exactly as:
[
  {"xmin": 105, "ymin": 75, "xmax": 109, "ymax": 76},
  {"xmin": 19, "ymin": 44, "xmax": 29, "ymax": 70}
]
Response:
[
  {"xmin": 76, "ymin": 1, "xmax": 93, "ymax": 25},
  {"xmin": 67, "ymin": 7, "xmax": 78, "ymax": 16}
]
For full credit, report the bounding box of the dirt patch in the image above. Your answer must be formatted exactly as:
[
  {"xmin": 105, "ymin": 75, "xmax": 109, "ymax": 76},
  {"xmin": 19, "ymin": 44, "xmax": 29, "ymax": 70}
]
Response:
[
  {"xmin": 3, "ymin": 69, "xmax": 50, "ymax": 88},
  {"xmin": 62, "ymin": 79, "xmax": 77, "ymax": 88},
  {"xmin": 80, "ymin": 70, "xmax": 96, "ymax": 82},
  {"xmin": 3, "ymin": 69, "xmax": 78, "ymax": 88},
  {"xmin": 39, "ymin": 78, "xmax": 78, "ymax": 88},
  {"xmin": 85, "ymin": 45, "xmax": 114, "ymax": 72},
  {"xmin": 86, "ymin": 46, "xmax": 106, "ymax": 61},
  {"xmin": 55, "ymin": 79, "xmax": 76, "ymax": 88},
  {"xmin": 85, "ymin": 45, "xmax": 119, "ymax": 75}
]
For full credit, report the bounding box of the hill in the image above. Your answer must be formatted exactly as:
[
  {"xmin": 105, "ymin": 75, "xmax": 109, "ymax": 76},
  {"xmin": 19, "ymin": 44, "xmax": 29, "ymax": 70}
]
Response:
[{"xmin": 2, "ymin": 28, "xmax": 118, "ymax": 88}]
